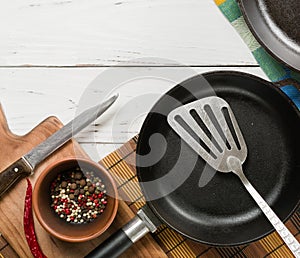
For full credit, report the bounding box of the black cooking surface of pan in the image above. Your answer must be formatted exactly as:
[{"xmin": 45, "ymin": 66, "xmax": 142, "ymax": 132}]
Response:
[
  {"xmin": 238, "ymin": 0, "xmax": 300, "ymax": 72},
  {"xmin": 137, "ymin": 71, "xmax": 300, "ymax": 245}
]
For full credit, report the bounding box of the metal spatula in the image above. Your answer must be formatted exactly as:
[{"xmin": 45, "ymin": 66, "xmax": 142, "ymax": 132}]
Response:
[{"xmin": 168, "ymin": 96, "xmax": 300, "ymax": 257}]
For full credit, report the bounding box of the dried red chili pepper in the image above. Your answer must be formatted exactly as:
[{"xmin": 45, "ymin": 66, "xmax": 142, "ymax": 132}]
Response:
[{"xmin": 24, "ymin": 179, "xmax": 47, "ymax": 258}]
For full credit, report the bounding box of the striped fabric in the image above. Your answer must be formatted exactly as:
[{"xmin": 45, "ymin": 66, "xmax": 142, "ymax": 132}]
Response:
[{"xmin": 214, "ymin": 0, "xmax": 300, "ymax": 109}]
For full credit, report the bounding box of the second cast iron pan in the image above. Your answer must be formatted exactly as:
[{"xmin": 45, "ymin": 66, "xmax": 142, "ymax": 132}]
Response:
[{"xmin": 238, "ymin": 0, "xmax": 300, "ymax": 72}]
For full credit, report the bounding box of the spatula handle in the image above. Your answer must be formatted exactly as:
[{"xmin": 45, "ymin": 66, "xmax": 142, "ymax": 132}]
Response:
[
  {"xmin": 0, "ymin": 158, "xmax": 32, "ymax": 198},
  {"xmin": 238, "ymin": 171, "xmax": 300, "ymax": 258}
]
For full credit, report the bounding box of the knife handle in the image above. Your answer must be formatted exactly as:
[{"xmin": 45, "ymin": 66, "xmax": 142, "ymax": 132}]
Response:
[{"xmin": 0, "ymin": 158, "xmax": 32, "ymax": 198}]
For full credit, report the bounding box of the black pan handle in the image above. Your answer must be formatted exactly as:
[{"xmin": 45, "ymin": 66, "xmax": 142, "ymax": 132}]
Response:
[
  {"xmin": 85, "ymin": 215, "xmax": 151, "ymax": 258},
  {"xmin": 85, "ymin": 206, "xmax": 161, "ymax": 258},
  {"xmin": 85, "ymin": 229, "xmax": 133, "ymax": 258}
]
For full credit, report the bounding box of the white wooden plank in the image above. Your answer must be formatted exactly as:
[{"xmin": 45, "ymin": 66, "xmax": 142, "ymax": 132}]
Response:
[
  {"xmin": 0, "ymin": 67, "xmax": 267, "ymax": 144},
  {"xmin": 0, "ymin": 0, "xmax": 255, "ymax": 66}
]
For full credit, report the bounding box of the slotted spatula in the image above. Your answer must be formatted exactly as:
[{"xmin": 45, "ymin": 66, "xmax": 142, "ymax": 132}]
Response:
[{"xmin": 168, "ymin": 96, "xmax": 300, "ymax": 257}]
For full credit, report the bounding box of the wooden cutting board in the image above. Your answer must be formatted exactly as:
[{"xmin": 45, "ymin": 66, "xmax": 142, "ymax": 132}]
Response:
[{"xmin": 0, "ymin": 105, "xmax": 166, "ymax": 258}]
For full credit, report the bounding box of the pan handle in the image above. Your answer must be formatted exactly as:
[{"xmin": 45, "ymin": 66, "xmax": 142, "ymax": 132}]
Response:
[
  {"xmin": 275, "ymin": 78, "xmax": 300, "ymax": 109},
  {"xmin": 85, "ymin": 207, "xmax": 160, "ymax": 258},
  {"xmin": 85, "ymin": 215, "xmax": 149, "ymax": 258},
  {"xmin": 85, "ymin": 229, "xmax": 132, "ymax": 258}
]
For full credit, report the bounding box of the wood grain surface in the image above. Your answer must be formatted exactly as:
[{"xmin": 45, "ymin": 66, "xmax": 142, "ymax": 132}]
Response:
[
  {"xmin": 0, "ymin": 67, "xmax": 266, "ymax": 145},
  {"xmin": 0, "ymin": 0, "xmax": 262, "ymax": 161},
  {"xmin": 0, "ymin": 0, "xmax": 255, "ymax": 66},
  {"xmin": 0, "ymin": 105, "xmax": 165, "ymax": 258}
]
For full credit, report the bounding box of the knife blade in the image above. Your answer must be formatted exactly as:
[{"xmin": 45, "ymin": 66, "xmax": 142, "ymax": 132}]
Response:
[{"xmin": 0, "ymin": 94, "xmax": 118, "ymax": 198}]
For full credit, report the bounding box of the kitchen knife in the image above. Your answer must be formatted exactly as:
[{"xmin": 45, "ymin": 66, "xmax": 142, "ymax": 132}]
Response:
[{"xmin": 0, "ymin": 94, "xmax": 118, "ymax": 198}]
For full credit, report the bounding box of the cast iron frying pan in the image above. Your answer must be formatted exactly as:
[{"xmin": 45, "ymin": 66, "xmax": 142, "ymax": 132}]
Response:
[
  {"xmin": 137, "ymin": 71, "xmax": 300, "ymax": 245},
  {"xmin": 238, "ymin": 0, "xmax": 300, "ymax": 72},
  {"xmin": 86, "ymin": 71, "xmax": 300, "ymax": 258}
]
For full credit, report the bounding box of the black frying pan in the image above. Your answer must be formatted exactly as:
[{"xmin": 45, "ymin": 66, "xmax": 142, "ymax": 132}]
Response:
[
  {"xmin": 86, "ymin": 71, "xmax": 300, "ymax": 258},
  {"xmin": 238, "ymin": 0, "xmax": 300, "ymax": 72}
]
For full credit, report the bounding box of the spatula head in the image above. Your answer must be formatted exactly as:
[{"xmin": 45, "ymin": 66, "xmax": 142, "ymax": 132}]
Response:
[{"xmin": 167, "ymin": 97, "xmax": 247, "ymax": 172}]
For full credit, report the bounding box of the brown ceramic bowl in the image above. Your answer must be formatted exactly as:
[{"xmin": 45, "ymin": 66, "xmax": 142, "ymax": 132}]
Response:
[{"xmin": 33, "ymin": 158, "xmax": 118, "ymax": 242}]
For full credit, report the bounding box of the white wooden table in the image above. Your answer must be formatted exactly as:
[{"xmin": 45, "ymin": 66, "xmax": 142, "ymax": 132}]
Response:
[{"xmin": 0, "ymin": 0, "xmax": 267, "ymax": 160}]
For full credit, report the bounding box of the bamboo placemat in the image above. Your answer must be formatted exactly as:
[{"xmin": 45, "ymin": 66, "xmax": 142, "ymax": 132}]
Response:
[{"xmin": 100, "ymin": 136, "xmax": 300, "ymax": 258}]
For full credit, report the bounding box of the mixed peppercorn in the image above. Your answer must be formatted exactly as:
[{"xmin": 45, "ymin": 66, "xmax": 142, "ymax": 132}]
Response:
[{"xmin": 50, "ymin": 167, "xmax": 107, "ymax": 224}]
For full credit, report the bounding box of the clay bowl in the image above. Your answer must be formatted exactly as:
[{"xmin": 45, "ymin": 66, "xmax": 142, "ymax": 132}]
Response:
[{"xmin": 33, "ymin": 158, "xmax": 118, "ymax": 242}]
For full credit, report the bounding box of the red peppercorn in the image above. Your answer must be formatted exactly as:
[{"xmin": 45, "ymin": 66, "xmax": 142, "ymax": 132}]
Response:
[{"xmin": 50, "ymin": 170, "xmax": 107, "ymax": 224}]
